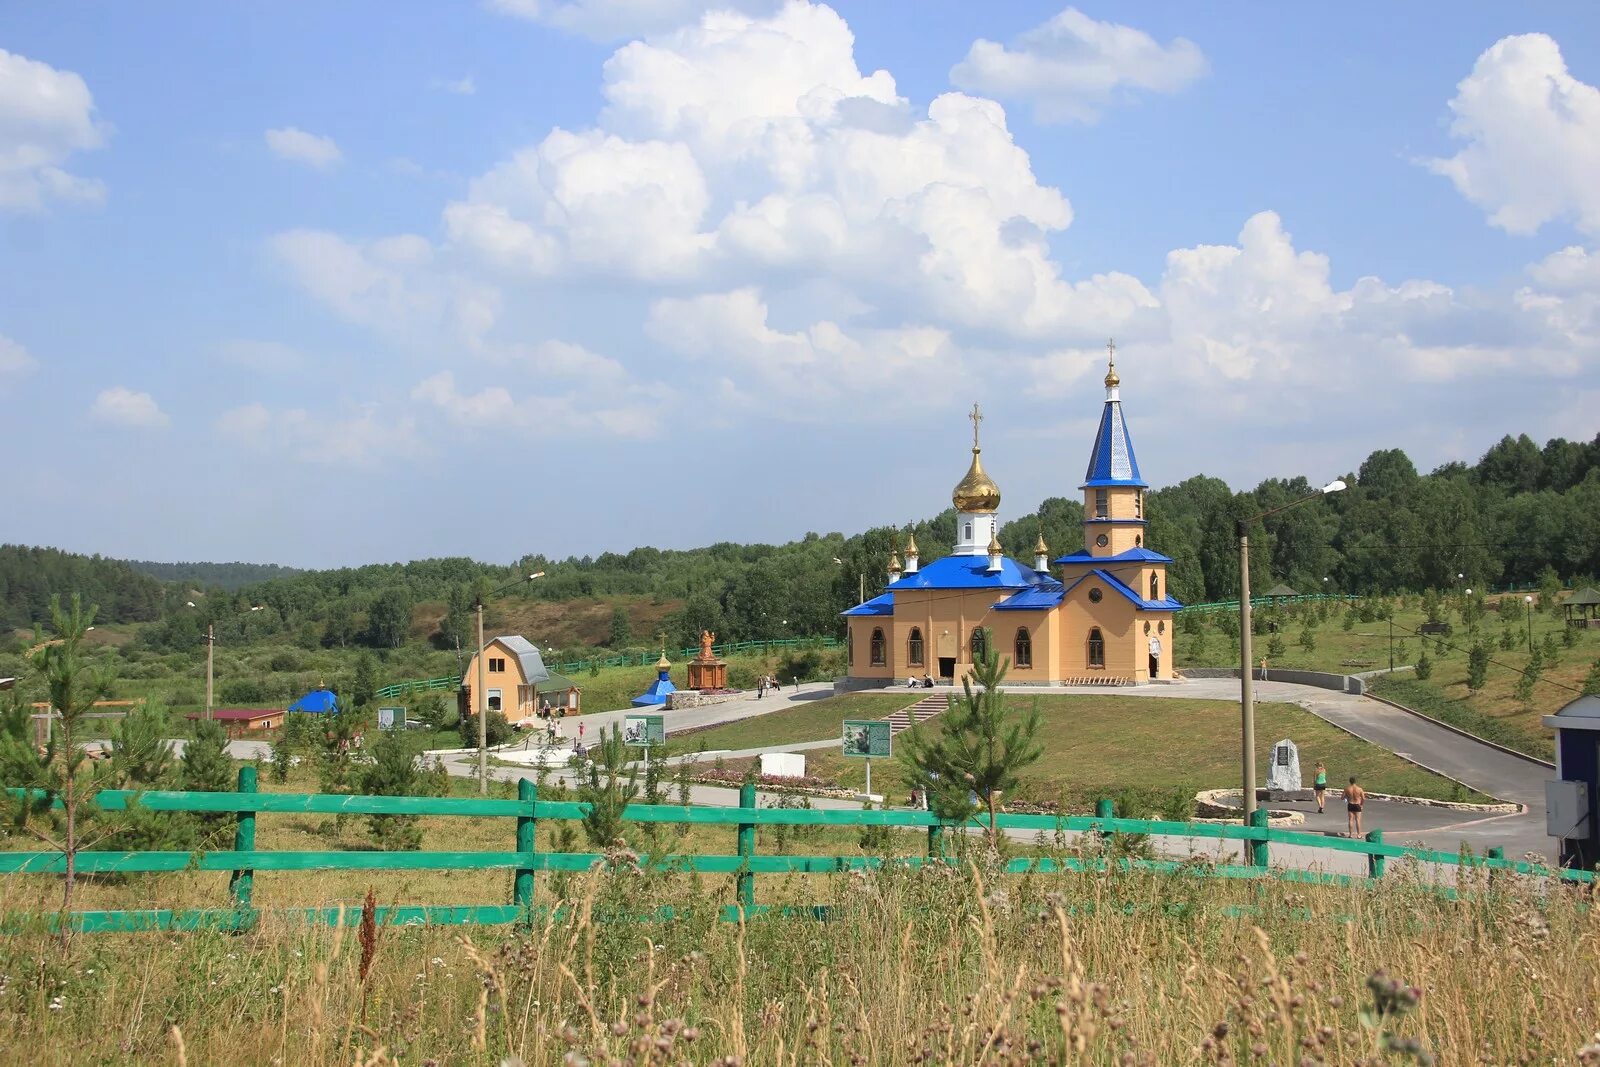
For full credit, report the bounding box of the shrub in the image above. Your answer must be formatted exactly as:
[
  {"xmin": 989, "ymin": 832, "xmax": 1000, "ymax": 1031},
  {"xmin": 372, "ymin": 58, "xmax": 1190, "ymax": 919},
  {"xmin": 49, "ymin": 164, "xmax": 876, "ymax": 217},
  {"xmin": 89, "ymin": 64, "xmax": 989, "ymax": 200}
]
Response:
[
  {"xmin": 1466, "ymin": 644, "xmax": 1489, "ymax": 691},
  {"xmin": 1413, "ymin": 652, "xmax": 1432, "ymax": 681},
  {"xmin": 360, "ymin": 730, "xmax": 424, "ymax": 850},
  {"xmin": 220, "ymin": 677, "xmax": 268, "ymax": 705},
  {"xmin": 459, "ymin": 710, "xmax": 509, "ymax": 749}
]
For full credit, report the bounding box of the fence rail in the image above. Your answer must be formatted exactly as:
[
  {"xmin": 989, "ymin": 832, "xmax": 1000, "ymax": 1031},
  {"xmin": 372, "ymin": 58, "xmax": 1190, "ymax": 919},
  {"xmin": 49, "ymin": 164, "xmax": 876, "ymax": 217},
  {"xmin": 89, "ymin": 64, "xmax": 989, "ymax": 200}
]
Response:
[
  {"xmin": 374, "ymin": 637, "xmax": 844, "ymax": 700},
  {"xmin": 1177, "ymin": 594, "xmax": 1362, "ymax": 615},
  {"xmin": 3, "ymin": 776, "xmax": 1590, "ymax": 934}
]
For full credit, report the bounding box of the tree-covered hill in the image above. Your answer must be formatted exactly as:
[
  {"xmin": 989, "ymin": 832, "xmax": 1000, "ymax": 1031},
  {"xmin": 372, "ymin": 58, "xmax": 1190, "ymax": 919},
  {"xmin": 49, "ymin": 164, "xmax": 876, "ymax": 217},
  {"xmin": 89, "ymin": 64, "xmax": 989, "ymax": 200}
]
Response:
[
  {"xmin": 125, "ymin": 560, "xmax": 303, "ymax": 591},
  {"xmin": 5, "ymin": 432, "xmax": 1597, "ymax": 657}
]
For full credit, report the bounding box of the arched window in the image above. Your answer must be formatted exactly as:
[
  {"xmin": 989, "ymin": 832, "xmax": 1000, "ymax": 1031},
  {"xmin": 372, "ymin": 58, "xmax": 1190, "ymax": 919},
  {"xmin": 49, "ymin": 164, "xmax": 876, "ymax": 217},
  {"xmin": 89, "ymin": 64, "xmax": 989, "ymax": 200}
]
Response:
[
  {"xmin": 969, "ymin": 627, "xmax": 988, "ymax": 663},
  {"xmin": 907, "ymin": 627, "xmax": 925, "ymax": 667},
  {"xmin": 1087, "ymin": 627, "xmax": 1105, "ymax": 668},
  {"xmin": 1014, "ymin": 627, "xmax": 1032, "ymax": 668},
  {"xmin": 1150, "ymin": 574, "xmax": 1160, "ymax": 601},
  {"xmin": 1094, "ymin": 489, "xmax": 1108, "ymax": 518},
  {"xmin": 848, "ymin": 631, "xmax": 854, "ymax": 665},
  {"xmin": 963, "ymin": 522, "xmax": 973, "ymax": 542},
  {"xmin": 870, "ymin": 628, "xmax": 886, "ymax": 666},
  {"xmin": 1135, "ymin": 491, "xmax": 1143, "ymax": 519}
]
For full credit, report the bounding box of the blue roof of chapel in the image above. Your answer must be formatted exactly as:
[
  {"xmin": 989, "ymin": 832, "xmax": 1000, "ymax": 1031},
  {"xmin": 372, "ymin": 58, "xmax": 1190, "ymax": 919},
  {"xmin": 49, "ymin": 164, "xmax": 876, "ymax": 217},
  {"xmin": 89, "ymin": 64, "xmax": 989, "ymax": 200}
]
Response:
[
  {"xmin": 1054, "ymin": 546, "xmax": 1173, "ymax": 566},
  {"xmin": 1082, "ymin": 399, "xmax": 1146, "ymax": 488},
  {"xmin": 841, "ymin": 593, "xmax": 896, "ymax": 617},
  {"xmin": 887, "ymin": 553, "xmax": 1047, "ymax": 591},
  {"xmin": 993, "ymin": 581, "xmax": 1066, "ymax": 611},
  {"xmin": 1059, "ymin": 569, "xmax": 1183, "ymax": 612}
]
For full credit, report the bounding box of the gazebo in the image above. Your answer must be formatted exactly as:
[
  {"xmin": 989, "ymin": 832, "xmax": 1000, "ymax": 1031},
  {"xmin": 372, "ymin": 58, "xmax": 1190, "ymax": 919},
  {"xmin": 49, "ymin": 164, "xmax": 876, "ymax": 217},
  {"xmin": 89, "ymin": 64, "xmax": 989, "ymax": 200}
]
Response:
[
  {"xmin": 1563, "ymin": 588, "xmax": 1600, "ymax": 630},
  {"xmin": 1261, "ymin": 583, "xmax": 1297, "ymax": 602}
]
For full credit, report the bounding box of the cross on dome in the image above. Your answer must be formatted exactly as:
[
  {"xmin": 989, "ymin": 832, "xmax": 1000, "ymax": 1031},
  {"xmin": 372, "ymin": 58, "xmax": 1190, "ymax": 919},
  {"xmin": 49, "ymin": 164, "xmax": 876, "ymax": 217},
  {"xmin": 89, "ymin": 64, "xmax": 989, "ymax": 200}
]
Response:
[
  {"xmin": 969, "ymin": 402, "xmax": 983, "ymax": 449},
  {"xmin": 1104, "ymin": 338, "xmax": 1120, "ymax": 390}
]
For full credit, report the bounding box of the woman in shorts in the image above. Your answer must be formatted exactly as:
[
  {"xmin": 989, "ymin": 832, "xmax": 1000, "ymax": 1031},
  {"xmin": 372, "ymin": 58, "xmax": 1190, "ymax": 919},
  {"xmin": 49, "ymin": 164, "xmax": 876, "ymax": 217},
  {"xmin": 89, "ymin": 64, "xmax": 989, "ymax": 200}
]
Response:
[{"xmin": 1313, "ymin": 761, "xmax": 1327, "ymax": 813}]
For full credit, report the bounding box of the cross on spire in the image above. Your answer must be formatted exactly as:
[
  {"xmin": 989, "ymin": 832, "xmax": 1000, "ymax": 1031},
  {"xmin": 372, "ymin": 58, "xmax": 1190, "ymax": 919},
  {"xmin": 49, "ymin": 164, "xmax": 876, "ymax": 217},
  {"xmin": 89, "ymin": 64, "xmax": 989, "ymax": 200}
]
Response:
[
  {"xmin": 1107, "ymin": 337, "xmax": 1116, "ymax": 369},
  {"xmin": 969, "ymin": 402, "xmax": 983, "ymax": 450}
]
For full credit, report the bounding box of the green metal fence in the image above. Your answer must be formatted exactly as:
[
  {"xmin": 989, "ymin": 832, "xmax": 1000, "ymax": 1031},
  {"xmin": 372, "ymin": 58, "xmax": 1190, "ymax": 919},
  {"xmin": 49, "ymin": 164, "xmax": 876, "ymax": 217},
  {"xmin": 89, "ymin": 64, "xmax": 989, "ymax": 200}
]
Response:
[
  {"xmin": 375, "ymin": 637, "xmax": 844, "ymax": 700},
  {"xmin": 1177, "ymin": 594, "xmax": 1362, "ymax": 615},
  {"xmin": 2, "ymin": 774, "xmax": 1590, "ymax": 934}
]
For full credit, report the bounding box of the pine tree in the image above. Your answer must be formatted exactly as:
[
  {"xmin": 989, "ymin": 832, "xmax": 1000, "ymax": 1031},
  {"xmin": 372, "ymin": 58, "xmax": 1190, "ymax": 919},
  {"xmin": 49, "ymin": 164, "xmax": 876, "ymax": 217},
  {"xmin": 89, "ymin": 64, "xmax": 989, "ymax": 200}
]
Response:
[
  {"xmin": 1413, "ymin": 652, "xmax": 1433, "ymax": 681},
  {"xmin": 1584, "ymin": 658, "xmax": 1600, "ymax": 696},
  {"xmin": 578, "ymin": 724, "xmax": 640, "ymax": 850},
  {"xmin": 608, "ymin": 605, "xmax": 631, "ymax": 648},
  {"xmin": 896, "ymin": 650, "xmax": 1042, "ymax": 850},
  {"xmin": 360, "ymin": 730, "xmax": 423, "ymax": 850},
  {"xmin": 1467, "ymin": 644, "xmax": 1490, "ymax": 691},
  {"xmin": 351, "ymin": 652, "xmax": 379, "ymax": 710},
  {"xmin": 1298, "ymin": 623, "xmax": 1317, "ymax": 654},
  {"xmin": 0, "ymin": 595, "xmax": 116, "ymax": 918},
  {"xmin": 182, "ymin": 718, "xmax": 236, "ymax": 839}
]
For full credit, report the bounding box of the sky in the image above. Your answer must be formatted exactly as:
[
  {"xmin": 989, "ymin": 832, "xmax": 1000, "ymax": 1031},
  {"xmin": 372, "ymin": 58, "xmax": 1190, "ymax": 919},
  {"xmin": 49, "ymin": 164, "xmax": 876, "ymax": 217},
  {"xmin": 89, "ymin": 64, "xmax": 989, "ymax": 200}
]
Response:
[{"xmin": 2, "ymin": 2, "xmax": 1598, "ymax": 568}]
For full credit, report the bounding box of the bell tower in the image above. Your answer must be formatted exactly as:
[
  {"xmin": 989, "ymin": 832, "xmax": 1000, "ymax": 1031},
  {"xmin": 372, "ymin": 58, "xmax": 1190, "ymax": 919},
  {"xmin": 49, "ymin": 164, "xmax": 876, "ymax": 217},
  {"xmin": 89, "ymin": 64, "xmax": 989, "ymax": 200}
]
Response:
[{"xmin": 1081, "ymin": 340, "xmax": 1148, "ymax": 559}]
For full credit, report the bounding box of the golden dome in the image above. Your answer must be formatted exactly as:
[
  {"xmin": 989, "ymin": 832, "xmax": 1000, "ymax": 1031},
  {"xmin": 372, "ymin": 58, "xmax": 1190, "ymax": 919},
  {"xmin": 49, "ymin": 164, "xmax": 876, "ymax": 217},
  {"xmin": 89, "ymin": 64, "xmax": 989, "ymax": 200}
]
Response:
[
  {"xmin": 904, "ymin": 530, "xmax": 919, "ymax": 558},
  {"xmin": 656, "ymin": 651, "xmax": 671, "ymax": 670},
  {"xmin": 1034, "ymin": 528, "xmax": 1048, "ymax": 555},
  {"xmin": 953, "ymin": 449, "xmax": 1001, "ymax": 512},
  {"xmin": 987, "ymin": 533, "xmax": 1002, "ymax": 555},
  {"xmin": 888, "ymin": 550, "xmax": 903, "ymax": 574},
  {"xmin": 1104, "ymin": 337, "xmax": 1120, "ymax": 389}
]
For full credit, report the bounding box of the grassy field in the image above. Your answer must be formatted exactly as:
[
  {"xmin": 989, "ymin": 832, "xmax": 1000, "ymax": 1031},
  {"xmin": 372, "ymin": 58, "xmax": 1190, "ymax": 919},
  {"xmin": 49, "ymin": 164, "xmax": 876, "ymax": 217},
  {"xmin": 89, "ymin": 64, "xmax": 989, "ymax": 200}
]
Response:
[
  {"xmin": 673, "ymin": 692, "xmax": 1479, "ymax": 807},
  {"xmin": 1182, "ymin": 594, "xmax": 1599, "ymax": 757},
  {"xmin": 0, "ymin": 860, "xmax": 1590, "ymax": 1066}
]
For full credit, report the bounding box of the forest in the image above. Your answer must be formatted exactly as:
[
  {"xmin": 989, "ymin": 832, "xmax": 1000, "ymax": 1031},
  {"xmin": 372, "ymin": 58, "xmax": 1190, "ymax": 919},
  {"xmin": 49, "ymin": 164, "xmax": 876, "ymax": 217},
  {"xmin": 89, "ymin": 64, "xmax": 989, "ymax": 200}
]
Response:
[{"xmin": 2, "ymin": 431, "xmax": 1597, "ymax": 658}]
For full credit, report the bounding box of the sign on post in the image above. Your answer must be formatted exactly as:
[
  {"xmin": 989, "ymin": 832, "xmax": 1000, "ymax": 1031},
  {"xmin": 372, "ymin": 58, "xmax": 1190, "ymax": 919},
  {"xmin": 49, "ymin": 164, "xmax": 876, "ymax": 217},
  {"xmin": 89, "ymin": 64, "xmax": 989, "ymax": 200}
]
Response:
[
  {"xmin": 622, "ymin": 713, "xmax": 666, "ymax": 748},
  {"xmin": 842, "ymin": 720, "xmax": 891, "ymax": 758},
  {"xmin": 377, "ymin": 707, "xmax": 404, "ymax": 730}
]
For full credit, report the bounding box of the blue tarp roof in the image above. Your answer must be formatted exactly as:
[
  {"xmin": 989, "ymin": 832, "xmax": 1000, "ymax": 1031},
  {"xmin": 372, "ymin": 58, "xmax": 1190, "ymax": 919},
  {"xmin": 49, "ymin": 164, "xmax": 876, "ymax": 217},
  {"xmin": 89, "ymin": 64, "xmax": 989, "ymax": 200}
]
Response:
[
  {"xmin": 1082, "ymin": 398, "xmax": 1146, "ymax": 488},
  {"xmin": 288, "ymin": 688, "xmax": 338, "ymax": 714}
]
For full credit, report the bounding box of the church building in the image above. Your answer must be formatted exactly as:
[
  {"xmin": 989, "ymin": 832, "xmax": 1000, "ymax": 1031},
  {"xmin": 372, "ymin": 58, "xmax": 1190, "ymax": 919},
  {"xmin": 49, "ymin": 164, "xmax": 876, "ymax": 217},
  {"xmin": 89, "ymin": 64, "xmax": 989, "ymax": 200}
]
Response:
[{"xmin": 843, "ymin": 347, "xmax": 1181, "ymax": 686}]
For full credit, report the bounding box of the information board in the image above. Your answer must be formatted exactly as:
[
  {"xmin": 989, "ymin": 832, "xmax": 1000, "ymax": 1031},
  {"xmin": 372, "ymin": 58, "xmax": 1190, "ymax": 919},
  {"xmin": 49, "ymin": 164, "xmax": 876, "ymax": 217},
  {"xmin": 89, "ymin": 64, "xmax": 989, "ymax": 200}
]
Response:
[
  {"xmin": 842, "ymin": 719, "xmax": 891, "ymax": 758},
  {"xmin": 622, "ymin": 713, "xmax": 666, "ymax": 748}
]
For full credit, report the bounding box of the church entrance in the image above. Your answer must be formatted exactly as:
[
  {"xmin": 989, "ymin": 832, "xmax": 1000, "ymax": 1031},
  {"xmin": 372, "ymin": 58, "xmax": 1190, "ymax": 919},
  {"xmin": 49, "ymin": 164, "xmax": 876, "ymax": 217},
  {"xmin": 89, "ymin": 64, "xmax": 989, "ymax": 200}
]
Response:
[
  {"xmin": 1148, "ymin": 654, "xmax": 1159, "ymax": 679},
  {"xmin": 936, "ymin": 631, "xmax": 956, "ymax": 681},
  {"xmin": 938, "ymin": 657, "xmax": 956, "ymax": 680}
]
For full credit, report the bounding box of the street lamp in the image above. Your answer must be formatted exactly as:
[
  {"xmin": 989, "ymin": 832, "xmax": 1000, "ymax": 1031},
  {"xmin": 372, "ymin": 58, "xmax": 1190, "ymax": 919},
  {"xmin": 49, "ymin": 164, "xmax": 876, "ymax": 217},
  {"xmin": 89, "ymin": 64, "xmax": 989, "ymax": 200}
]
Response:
[
  {"xmin": 1236, "ymin": 479, "xmax": 1346, "ymax": 820},
  {"xmin": 475, "ymin": 572, "xmax": 545, "ymax": 794},
  {"xmin": 1525, "ymin": 594, "xmax": 1535, "ymax": 651}
]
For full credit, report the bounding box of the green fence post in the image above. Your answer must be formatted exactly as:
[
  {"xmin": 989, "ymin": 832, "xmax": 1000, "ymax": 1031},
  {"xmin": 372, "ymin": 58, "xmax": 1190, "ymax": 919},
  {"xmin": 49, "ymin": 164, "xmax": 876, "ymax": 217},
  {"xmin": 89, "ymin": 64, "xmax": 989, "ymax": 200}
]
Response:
[
  {"xmin": 1365, "ymin": 829, "xmax": 1385, "ymax": 878},
  {"xmin": 736, "ymin": 781, "xmax": 757, "ymax": 911},
  {"xmin": 229, "ymin": 765, "xmax": 257, "ymax": 913},
  {"xmin": 1249, "ymin": 808, "xmax": 1269, "ymax": 869},
  {"xmin": 1487, "ymin": 845, "xmax": 1504, "ymax": 861},
  {"xmin": 1095, "ymin": 798, "xmax": 1114, "ymax": 862},
  {"xmin": 514, "ymin": 778, "xmax": 537, "ymax": 919},
  {"xmin": 927, "ymin": 820, "xmax": 944, "ymax": 863}
]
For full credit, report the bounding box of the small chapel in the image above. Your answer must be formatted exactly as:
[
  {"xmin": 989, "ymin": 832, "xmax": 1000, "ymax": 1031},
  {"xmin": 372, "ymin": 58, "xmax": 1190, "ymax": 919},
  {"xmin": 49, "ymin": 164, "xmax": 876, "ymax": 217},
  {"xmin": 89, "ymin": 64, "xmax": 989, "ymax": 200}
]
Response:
[{"xmin": 842, "ymin": 345, "xmax": 1182, "ymax": 687}]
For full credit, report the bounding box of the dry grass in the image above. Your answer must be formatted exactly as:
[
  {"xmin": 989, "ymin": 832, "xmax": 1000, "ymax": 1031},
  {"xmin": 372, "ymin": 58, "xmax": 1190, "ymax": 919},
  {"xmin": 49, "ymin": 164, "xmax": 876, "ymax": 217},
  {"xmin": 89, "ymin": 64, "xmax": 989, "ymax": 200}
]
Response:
[{"xmin": 0, "ymin": 860, "xmax": 1594, "ymax": 1065}]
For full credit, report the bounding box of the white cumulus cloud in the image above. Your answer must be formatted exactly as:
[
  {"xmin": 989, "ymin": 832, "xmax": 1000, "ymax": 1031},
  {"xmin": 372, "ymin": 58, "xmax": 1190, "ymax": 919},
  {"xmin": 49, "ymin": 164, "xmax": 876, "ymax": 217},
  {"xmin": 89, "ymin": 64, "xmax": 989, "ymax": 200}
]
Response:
[
  {"xmin": 0, "ymin": 47, "xmax": 106, "ymax": 210},
  {"xmin": 0, "ymin": 333, "xmax": 36, "ymax": 376},
  {"xmin": 486, "ymin": 0, "xmax": 779, "ymax": 42},
  {"xmin": 216, "ymin": 401, "xmax": 419, "ymax": 466},
  {"xmin": 1426, "ymin": 33, "xmax": 1600, "ymax": 236},
  {"xmin": 950, "ymin": 7, "xmax": 1207, "ymax": 123},
  {"xmin": 90, "ymin": 387, "xmax": 169, "ymax": 429},
  {"xmin": 265, "ymin": 126, "xmax": 343, "ymax": 169}
]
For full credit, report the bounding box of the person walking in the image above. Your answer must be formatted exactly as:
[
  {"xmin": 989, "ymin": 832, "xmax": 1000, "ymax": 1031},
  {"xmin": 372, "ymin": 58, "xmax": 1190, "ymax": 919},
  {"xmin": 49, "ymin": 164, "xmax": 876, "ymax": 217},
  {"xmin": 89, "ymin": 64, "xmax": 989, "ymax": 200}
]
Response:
[
  {"xmin": 1313, "ymin": 761, "xmax": 1327, "ymax": 814},
  {"xmin": 1345, "ymin": 776, "xmax": 1366, "ymax": 837}
]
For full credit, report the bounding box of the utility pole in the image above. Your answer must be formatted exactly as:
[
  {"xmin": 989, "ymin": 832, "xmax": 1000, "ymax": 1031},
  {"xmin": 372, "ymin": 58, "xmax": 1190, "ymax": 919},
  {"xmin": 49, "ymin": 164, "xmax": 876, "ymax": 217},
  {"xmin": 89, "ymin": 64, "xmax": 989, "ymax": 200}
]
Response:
[
  {"xmin": 477, "ymin": 598, "xmax": 488, "ymax": 795},
  {"xmin": 205, "ymin": 624, "xmax": 215, "ymax": 721},
  {"xmin": 1388, "ymin": 617, "xmax": 1394, "ymax": 673},
  {"xmin": 1237, "ymin": 521, "xmax": 1256, "ymax": 820}
]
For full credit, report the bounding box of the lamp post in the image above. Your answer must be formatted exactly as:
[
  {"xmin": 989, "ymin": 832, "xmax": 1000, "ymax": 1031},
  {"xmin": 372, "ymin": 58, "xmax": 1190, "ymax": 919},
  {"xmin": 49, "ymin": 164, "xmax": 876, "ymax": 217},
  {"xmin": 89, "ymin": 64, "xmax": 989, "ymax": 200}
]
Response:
[
  {"xmin": 1236, "ymin": 480, "xmax": 1346, "ymax": 820},
  {"xmin": 1525, "ymin": 594, "xmax": 1534, "ymax": 651},
  {"xmin": 475, "ymin": 572, "xmax": 545, "ymax": 794}
]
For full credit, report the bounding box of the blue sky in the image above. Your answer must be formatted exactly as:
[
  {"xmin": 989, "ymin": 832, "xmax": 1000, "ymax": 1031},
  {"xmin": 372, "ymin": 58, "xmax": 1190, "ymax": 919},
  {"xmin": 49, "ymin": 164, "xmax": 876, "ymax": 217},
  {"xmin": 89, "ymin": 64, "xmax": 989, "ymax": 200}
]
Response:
[{"xmin": 2, "ymin": 2, "xmax": 1597, "ymax": 567}]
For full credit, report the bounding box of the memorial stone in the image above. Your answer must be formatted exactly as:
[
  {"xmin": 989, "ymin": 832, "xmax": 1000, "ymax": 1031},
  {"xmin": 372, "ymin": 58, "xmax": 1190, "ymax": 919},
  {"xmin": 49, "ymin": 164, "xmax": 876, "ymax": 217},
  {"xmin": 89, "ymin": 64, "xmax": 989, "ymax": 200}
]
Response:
[{"xmin": 1265, "ymin": 738, "xmax": 1301, "ymax": 792}]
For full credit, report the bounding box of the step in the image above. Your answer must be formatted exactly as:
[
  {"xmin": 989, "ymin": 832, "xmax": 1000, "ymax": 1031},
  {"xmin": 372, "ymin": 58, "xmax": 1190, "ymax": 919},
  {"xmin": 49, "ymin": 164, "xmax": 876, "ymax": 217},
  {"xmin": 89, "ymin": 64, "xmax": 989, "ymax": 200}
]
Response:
[{"xmin": 883, "ymin": 694, "xmax": 951, "ymax": 735}]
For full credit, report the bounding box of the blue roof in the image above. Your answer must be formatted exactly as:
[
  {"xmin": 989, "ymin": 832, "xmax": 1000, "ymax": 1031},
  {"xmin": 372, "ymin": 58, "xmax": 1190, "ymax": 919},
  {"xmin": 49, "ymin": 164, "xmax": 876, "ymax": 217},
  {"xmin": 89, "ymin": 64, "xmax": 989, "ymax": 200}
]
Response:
[
  {"xmin": 886, "ymin": 553, "xmax": 1047, "ymax": 591},
  {"xmin": 994, "ymin": 581, "xmax": 1066, "ymax": 611},
  {"xmin": 288, "ymin": 688, "xmax": 338, "ymax": 714},
  {"xmin": 1082, "ymin": 399, "xmax": 1146, "ymax": 488},
  {"xmin": 1062, "ymin": 568, "xmax": 1182, "ymax": 611},
  {"xmin": 841, "ymin": 592, "xmax": 895, "ymax": 617},
  {"xmin": 1055, "ymin": 546, "xmax": 1173, "ymax": 566},
  {"xmin": 631, "ymin": 670, "xmax": 677, "ymax": 707}
]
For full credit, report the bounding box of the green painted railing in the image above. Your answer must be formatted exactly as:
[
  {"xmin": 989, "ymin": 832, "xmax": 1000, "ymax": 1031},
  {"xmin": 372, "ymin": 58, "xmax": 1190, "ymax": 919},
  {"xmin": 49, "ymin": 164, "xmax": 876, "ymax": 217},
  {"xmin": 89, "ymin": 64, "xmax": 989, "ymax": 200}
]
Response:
[
  {"xmin": 375, "ymin": 637, "xmax": 844, "ymax": 700},
  {"xmin": 3, "ymin": 776, "xmax": 1590, "ymax": 934},
  {"xmin": 1178, "ymin": 594, "xmax": 1362, "ymax": 615}
]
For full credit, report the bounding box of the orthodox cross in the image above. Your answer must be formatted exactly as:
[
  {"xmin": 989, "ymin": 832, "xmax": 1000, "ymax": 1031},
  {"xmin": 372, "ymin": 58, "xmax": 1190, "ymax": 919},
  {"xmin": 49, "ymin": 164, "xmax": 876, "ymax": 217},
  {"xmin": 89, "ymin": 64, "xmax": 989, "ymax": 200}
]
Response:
[
  {"xmin": 1107, "ymin": 337, "xmax": 1117, "ymax": 370},
  {"xmin": 969, "ymin": 402, "xmax": 983, "ymax": 449}
]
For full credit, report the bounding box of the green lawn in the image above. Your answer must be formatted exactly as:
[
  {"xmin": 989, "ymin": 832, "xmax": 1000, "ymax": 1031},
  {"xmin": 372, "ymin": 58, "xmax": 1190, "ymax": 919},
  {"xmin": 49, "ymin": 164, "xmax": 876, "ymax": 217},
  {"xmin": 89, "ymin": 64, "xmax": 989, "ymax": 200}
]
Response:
[
  {"xmin": 669, "ymin": 692, "xmax": 921, "ymax": 754},
  {"xmin": 674, "ymin": 692, "xmax": 1481, "ymax": 808}
]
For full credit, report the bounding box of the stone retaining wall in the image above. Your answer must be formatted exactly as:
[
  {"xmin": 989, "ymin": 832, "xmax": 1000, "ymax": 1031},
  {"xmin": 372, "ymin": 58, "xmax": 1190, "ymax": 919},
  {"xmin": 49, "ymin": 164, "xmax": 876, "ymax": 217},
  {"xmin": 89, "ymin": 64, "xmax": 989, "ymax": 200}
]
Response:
[{"xmin": 1179, "ymin": 666, "xmax": 1366, "ymax": 695}]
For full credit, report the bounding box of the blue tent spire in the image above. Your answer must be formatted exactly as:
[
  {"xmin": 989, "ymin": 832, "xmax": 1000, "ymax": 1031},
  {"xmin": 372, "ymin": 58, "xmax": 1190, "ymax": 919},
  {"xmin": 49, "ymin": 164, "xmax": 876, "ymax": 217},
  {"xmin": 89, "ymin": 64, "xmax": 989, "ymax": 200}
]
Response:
[{"xmin": 1081, "ymin": 339, "xmax": 1147, "ymax": 488}]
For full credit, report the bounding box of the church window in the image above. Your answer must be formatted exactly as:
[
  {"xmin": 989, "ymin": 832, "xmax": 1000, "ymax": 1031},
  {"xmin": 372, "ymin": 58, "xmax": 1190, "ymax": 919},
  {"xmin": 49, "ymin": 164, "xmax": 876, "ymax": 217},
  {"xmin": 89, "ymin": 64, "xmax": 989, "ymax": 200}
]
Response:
[
  {"xmin": 969, "ymin": 627, "xmax": 988, "ymax": 662},
  {"xmin": 1135, "ymin": 491, "xmax": 1143, "ymax": 519},
  {"xmin": 1150, "ymin": 574, "xmax": 1160, "ymax": 600},
  {"xmin": 1087, "ymin": 628, "xmax": 1105, "ymax": 668},
  {"xmin": 1088, "ymin": 587, "xmax": 1103, "ymax": 603},
  {"xmin": 848, "ymin": 633, "xmax": 854, "ymax": 665},
  {"xmin": 869, "ymin": 628, "xmax": 886, "ymax": 666},
  {"xmin": 1095, "ymin": 489, "xmax": 1108, "ymax": 518},
  {"xmin": 964, "ymin": 522, "xmax": 973, "ymax": 541},
  {"xmin": 1095, "ymin": 533, "xmax": 1109, "ymax": 548},
  {"xmin": 1135, "ymin": 534, "xmax": 1142, "ymax": 547},
  {"xmin": 908, "ymin": 628, "xmax": 925, "ymax": 666},
  {"xmin": 1014, "ymin": 627, "xmax": 1032, "ymax": 668}
]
